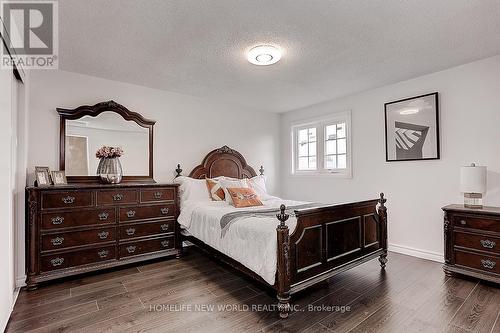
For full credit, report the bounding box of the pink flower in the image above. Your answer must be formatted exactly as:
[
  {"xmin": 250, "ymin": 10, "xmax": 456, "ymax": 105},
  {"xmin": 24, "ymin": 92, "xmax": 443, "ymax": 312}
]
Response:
[{"xmin": 96, "ymin": 145, "xmax": 124, "ymax": 158}]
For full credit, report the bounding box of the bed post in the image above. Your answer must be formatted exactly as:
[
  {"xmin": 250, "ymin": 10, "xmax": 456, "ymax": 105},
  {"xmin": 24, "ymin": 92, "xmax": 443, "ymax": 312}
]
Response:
[
  {"xmin": 259, "ymin": 166, "xmax": 264, "ymax": 176},
  {"xmin": 276, "ymin": 204, "xmax": 291, "ymax": 319},
  {"xmin": 175, "ymin": 164, "xmax": 182, "ymax": 178},
  {"xmin": 378, "ymin": 193, "xmax": 388, "ymax": 269}
]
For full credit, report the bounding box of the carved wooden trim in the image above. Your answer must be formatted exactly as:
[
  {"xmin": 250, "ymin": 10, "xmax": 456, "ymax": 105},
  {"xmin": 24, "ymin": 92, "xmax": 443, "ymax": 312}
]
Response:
[
  {"xmin": 57, "ymin": 101, "xmax": 155, "ymax": 183},
  {"xmin": 443, "ymin": 211, "xmax": 451, "ymax": 264},
  {"xmin": 188, "ymin": 145, "xmax": 257, "ymax": 179},
  {"xmin": 57, "ymin": 100, "xmax": 155, "ymax": 125}
]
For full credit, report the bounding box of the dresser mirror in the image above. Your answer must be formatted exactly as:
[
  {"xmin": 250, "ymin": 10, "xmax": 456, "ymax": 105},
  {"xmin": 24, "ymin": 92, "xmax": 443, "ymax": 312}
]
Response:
[{"xmin": 58, "ymin": 101, "xmax": 155, "ymax": 183}]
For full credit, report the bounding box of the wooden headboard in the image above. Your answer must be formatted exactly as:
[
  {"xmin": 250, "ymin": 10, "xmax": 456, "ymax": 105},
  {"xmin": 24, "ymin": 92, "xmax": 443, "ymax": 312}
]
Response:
[{"xmin": 180, "ymin": 146, "xmax": 261, "ymax": 179}]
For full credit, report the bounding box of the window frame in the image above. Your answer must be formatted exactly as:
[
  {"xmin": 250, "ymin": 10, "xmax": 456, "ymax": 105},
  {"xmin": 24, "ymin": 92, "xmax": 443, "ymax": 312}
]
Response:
[{"xmin": 291, "ymin": 111, "xmax": 352, "ymax": 178}]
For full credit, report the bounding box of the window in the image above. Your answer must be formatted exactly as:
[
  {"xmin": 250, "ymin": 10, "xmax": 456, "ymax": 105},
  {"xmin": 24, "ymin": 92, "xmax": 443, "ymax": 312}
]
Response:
[
  {"xmin": 297, "ymin": 127, "xmax": 317, "ymax": 170},
  {"xmin": 292, "ymin": 111, "xmax": 351, "ymax": 177}
]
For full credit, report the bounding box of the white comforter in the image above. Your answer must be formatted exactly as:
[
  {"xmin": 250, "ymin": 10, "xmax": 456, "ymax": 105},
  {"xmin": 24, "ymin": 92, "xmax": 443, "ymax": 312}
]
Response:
[{"xmin": 177, "ymin": 197, "xmax": 308, "ymax": 284}]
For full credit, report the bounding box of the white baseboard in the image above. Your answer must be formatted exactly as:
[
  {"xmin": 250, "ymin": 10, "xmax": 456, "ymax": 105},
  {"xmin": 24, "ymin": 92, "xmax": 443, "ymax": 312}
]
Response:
[
  {"xmin": 1, "ymin": 287, "xmax": 21, "ymax": 332},
  {"xmin": 389, "ymin": 243, "xmax": 444, "ymax": 263},
  {"xmin": 16, "ymin": 275, "xmax": 26, "ymax": 288}
]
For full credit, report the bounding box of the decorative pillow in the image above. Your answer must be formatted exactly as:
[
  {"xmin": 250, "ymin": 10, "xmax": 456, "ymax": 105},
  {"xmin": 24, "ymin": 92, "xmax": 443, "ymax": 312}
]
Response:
[
  {"xmin": 247, "ymin": 175, "xmax": 269, "ymax": 199},
  {"xmin": 226, "ymin": 187, "xmax": 263, "ymax": 208},
  {"xmin": 206, "ymin": 178, "xmax": 225, "ymax": 201},
  {"xmin": 173, "ymin": 176, "xmax": 211, "ymax": 206},
  {"xmin": 220, "ymin": 178, "xmax": 249, "ymax": 204}
]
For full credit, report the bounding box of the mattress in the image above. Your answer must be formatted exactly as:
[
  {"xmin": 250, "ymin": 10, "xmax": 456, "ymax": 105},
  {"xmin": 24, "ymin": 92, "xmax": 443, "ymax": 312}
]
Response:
[{"xmin": 177, "ymin": 197, "xmax": 308, "ymax": 284}]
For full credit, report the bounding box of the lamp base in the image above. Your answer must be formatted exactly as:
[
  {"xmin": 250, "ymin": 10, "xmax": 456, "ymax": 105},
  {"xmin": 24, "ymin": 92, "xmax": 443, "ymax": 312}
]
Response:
[{"xmin": 464, "ymin": 193, "xmax": 483, "ymax": 209}]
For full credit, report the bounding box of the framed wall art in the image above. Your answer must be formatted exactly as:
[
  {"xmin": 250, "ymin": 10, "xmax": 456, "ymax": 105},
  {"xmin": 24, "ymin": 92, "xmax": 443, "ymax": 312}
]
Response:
[{"xmin": 384, "ymin": 92, "xmax": 440, "ymax": 162}]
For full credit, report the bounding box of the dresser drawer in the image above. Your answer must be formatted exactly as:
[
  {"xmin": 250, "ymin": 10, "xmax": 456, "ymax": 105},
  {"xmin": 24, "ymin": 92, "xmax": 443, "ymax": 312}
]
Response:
[
  {"xmin": 454, "ymin": 232, "xmax": 500, "ymax": 255},
  {"xmin": 120, "ymin": 220, "xmax": 174, "ymax": 240},
  {"xmin": 41, "ymin": 208, "xmax": 116, "ymax": 230},
  {"xmin": 41, "ymin": 227, "xmax": 116, "ymax": 251},
  {"xmin": 119, "ymin": 236, "xmax": 174, "ymax": 258},
  {"xmin": 41, "ymin": 245, "xmax": 116, "ymax": 272},
  {"xmin": 97, "ymin": 189, "xmax": 139, "ymax": 206},
  {"xmin": 140, "ymin": 188, "xmax": 175, "ymax": 203},
  {"xmin": 455, "ymin": 250, "xmax": 499, "ymax": 275},
  {"xmin": 41, "ymin": 191, "xmax": 94, "ymax": 210},
  {"xmin": 119, "ymin": 204, "xmax": 174, "ymax": 222},
  {"xmin": 453, "ymin": 215, "xmax": 500, "ymax": 233}
]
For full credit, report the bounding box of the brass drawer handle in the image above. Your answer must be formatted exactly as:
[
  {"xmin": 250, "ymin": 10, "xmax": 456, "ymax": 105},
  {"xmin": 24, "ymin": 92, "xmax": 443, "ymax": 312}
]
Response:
[
  {"xmin": 51, "ymin": 216, "xmax": 64, "ymax": 225},
  {"xmin": 62, "ymin": 196, "xmax": 75, "ymax": 204},
  {"xmin": 51, "ymin": 237, "xmax": 64, "ymax": 246},
  {"xmin": 50, "ymin": 257, "xmax": 64, "ymax": 267},
  {"xmin": 126, "ymin": 228, "xmax": 136, "ymax": 236},
  {"xmin": 126, "ymin": 210, "xmax": 136, "ymax": 218},
  {"xmin": 98, "ymin": 250, "xmax": 109, "ymax": 258},
  {"xmin": 98, "ymin": 231, "xmax": 109, "ymax": 239},
  {"xmin": 126, "ymin": 245, "xmax": 136, "ymax": 254},
  {"xmin": 160, "ymin": 208, "xmax": 169, "ymax": 215},
  {"xmin": 460, "ymin": 219, "xmax": 467, "ymax": 225},
  {"xmin": 160, "ymin": 224, "xmax": 169, "ymax": 231},
  {"xmin": 98, "ymin": 212, "xmax": 109, "ymax": 221},
  {"xmin": 154, "ymin": 192, "xmax": 162, "ymax": 199},
  {"xmin": 113, "ymin": 193, "xmax": 123, "ymax": 201},
  {"xmin": 481, "ymin": 259, "xmax": 496, "ymax": 270},
  {"xmin": 480, "ymin": 239, "xmax": 496, "ymax": 249},
  {"xmin": 161, "ymin": 240, "xmax": 170, "ymax": 248}
]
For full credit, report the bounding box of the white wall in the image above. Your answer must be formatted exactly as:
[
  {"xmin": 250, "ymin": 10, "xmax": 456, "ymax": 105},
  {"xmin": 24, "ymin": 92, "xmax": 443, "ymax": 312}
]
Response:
[
  {"xmin": 280, "ymin": 55, "xmax": 500, "ymax": 261},
  {"xmin": 0, "ymin": 64, "xmax": 22, "ymax": 331}
]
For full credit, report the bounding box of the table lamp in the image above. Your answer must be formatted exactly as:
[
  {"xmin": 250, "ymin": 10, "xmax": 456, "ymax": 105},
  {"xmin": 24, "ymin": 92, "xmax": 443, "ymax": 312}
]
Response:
[{"xmin": 460, "ymin": 163, "xmax": 487, "ymax": 209}]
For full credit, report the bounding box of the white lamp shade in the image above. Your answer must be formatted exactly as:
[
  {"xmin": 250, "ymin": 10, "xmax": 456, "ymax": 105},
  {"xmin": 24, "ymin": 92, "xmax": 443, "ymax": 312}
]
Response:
[{"xmin": 460, "ymin": 165, "xmax": 487, "ymax": 193}]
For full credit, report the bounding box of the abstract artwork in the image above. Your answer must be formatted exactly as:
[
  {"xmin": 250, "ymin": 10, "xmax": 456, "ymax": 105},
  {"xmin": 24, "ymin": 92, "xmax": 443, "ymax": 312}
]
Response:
[{"xmin": 384, "ymin": 92, "xmax": 439, "ymax": 161}]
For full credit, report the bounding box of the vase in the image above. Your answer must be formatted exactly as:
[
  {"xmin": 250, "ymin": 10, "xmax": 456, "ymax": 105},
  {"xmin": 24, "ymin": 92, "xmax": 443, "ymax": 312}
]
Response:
[{"xmin": 97, "ymin": 157, "xmax": 123, "ymax": 184}]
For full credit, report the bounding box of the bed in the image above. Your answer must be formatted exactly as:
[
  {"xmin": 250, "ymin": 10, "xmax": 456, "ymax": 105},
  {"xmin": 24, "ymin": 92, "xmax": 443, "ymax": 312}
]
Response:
[{"xmin": 174, "ymin": 145, "xmax": 388, "ymax": 318}]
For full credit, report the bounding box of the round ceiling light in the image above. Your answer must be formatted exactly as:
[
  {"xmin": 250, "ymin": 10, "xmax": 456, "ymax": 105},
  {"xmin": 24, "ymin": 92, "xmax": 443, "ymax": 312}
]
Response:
[{"xmin": 247, "ymin": 45, "xmax": 281, "ymax": 66}]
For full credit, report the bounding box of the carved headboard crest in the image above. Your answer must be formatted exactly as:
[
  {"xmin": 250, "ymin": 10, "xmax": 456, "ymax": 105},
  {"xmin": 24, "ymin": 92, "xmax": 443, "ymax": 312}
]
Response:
[{"xmin": 183, "ymin": 146, "xmax": 258, "ymax": 179}]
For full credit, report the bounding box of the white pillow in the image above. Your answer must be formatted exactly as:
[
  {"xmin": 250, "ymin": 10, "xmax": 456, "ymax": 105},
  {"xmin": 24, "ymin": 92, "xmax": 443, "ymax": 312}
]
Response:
[
  {"xmin": 247, "ymin": 175, "xmax": 268, "ymax": 198},
  {"xmin": 173, "ymin": 176, "xmax": 211, "ymax": 206},
  {"xmin": 220, "ymin": 178, "xmax": 249, "ymax": 205}
]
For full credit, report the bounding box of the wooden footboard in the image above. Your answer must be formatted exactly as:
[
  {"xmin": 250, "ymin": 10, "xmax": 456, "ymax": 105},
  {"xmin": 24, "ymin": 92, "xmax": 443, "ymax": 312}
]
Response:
[{"xmin": 276, "ymin": 193, "xmax": 388, "ymax": 318}]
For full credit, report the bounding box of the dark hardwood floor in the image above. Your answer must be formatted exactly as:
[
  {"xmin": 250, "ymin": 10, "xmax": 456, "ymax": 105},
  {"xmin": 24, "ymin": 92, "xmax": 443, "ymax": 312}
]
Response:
[{"xmin": 6, "ymin": 248, "xmax": 500, "ymax": 333}]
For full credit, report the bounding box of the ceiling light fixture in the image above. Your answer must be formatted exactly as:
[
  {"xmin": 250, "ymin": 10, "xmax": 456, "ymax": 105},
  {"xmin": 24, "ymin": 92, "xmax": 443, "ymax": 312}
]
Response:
[{"xmin": 247, "ymin": 45, "xmax": 281, "ymax": 66}]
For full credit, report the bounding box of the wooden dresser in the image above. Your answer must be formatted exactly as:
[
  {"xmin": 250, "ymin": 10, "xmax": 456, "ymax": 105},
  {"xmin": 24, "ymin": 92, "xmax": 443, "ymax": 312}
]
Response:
[
  {"xmin": 443, "ymin": 205, "xmax": 500, "ymax": 284},
  {"xmin": 25, "ymin": 183, "xmax": 180, "ymax": 289}
]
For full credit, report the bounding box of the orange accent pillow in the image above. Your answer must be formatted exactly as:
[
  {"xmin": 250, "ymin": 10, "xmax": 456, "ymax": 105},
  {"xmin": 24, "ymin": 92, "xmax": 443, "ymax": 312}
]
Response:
[
  {"xmin": 226, "ymin": 187, "xmax": 263, "ymax": 208},
  {"xmin": 206, "ymin": 178, "xmax": 225, "ymax": 201}
]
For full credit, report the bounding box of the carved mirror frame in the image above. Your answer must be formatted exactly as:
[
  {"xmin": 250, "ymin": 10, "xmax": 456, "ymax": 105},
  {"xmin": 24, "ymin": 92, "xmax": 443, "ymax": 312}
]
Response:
[{"xmin": 57, "ymin": 100, "xmax": 156, "ymax": 184}]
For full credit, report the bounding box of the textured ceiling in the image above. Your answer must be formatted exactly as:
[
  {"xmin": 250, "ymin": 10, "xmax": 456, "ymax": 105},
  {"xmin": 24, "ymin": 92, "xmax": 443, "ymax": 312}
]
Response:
[{"xmin": 59, "ymin": 0, "xmax": 500, "ymax": 112}]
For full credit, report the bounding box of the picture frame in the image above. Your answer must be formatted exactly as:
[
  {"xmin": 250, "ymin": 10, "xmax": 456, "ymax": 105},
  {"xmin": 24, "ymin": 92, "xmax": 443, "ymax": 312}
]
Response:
[
  {"xmin": 35, "ymin": 166, "xmax": 52, "ymax": 186},
  {"xmin": 384, "ymin": 92, "xmax": 440, "ymax": 162},
  {"xmin": 51, "ymin": 170, "xmax": 68, "ymax": 185}
]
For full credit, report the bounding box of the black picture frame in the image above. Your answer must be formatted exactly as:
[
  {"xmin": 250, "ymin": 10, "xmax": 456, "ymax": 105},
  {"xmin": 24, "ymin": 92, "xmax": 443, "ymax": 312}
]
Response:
[{"xmin": 384, "ymin": 92, "xmax": 440, "ymax": 162}]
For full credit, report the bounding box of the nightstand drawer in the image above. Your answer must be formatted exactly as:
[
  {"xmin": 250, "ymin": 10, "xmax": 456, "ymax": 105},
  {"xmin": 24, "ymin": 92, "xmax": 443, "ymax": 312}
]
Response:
[
  {"xmin": 454, "ymin": 232, "xmax": 499, "ymax": 254},
  {"xmin": 140, "ymin": 188, "xmax": 175, "ymax": 203},
  {"xmin": 453, "ymin": 215, "xmax": 500, "ymax": 233},
  {"xmin": 455, "ymin": 250, "xmax": 499, "ymax": 275},
  {"xmin": 97, "ymin": 190, "xmax": 138, "ymax": 205}
]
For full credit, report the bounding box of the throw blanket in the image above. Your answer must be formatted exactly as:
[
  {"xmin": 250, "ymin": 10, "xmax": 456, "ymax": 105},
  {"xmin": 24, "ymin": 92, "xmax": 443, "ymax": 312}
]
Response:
[{"xmin": 220, "ymin": 203, "xmax": 319, "ymax": 237}]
